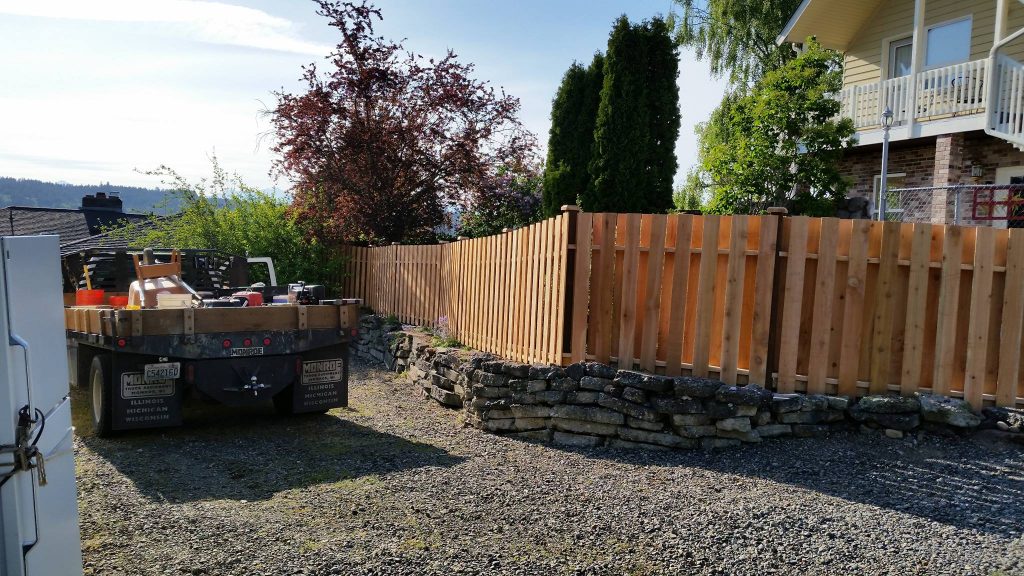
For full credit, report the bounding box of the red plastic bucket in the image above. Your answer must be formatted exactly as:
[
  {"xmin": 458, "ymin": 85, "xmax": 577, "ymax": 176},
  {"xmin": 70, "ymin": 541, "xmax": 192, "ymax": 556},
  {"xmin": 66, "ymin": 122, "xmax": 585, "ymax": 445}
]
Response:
[
  {"xmin": 108, "ymin": 295, "xmax": 129, "ymax": 308},
  {"xmin": 75, "ymin": 289, "xmax": 105, "ymax": 306}
]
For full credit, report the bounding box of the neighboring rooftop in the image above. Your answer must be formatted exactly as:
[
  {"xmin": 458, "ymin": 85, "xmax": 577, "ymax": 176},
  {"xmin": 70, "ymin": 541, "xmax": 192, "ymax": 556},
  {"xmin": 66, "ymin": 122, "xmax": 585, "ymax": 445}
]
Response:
[{"xmin": 0, "ymin": 192, "xmax": 151, "ymax": 247}]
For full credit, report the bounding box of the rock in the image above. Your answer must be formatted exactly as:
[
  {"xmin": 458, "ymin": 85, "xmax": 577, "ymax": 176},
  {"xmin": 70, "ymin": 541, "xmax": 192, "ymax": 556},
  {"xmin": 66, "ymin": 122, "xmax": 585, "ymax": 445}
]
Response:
[
  {"xmin": 552, "ymin": 418, "xmax": 618, "ymax": 436},
  {"xmin": 705, "ymin": 401, "xmax": 742, "ymax": 419},
  {"xmin": 502, "ymin": 363, "xmax": 530, "ymax": 378},
  {"xmin": 735, "ymin": 405, "xmax": 758, "ymax": 417},
  {"xmin": 651, "ymin": 397, "xmax": 705, "ymax": 415},
  {"xmin": 870, "ymin": 412, "xmax": 920, "ymax": 431},
  {"xmin": 486, "ymin": 409, "xmax": 515, "ymax": 419},
  {"xmin": 617, "ymin": 427, "xmax": 694, "ymax": 448},
  {"xmin": 579, "ymin": 376, "xmax": 613, "ymax": 391},
  {"xmin": 529, "ymin": 364, "xmax": 564, "ymax": 380},
  {"xmin": 614, "ymin": 371, "xmax": 672, "ymax": 393},
  {"xmin": 482, "ymin": 418, "xmax": 547, "ymax": 433},
  {"xmin": 552, "ymin": 431, "xmax": 604, "ymax": 448},
  {"xmin": 753, "ymin": 411, "xmax": 772, "ymax": 426},
  {"xmin": 755, "ymin": 424, "xmax": 792, "ymax": 438},
  {"xmin": 549, "ymin": 377, "xmax": 579, "ymax": 392},
  {"xmin": 551, "ymin": 405, "xmax": 625, "ymax": 425},
  {"xmin": 510, "ymin": 405, "xmax": 552, "ymax": 419},
  {"xmin": 702, "ymin": 437, "xmax": 741, "ymax": 450},
  {"xmin": 674, "ymin": 425, "xmax": 718, "ymax": 438},
  {"xmin": 607, "ymin": 439, "xmax": 670, "ymax": 451},
  {"xmin": 717, "ymin": 428, "xmax": 761, "ymax": 443},
  {"xmin": 671, "ymin": 414, "xmax": 710, "ymax": 426},
  {"xmin": 771, "ymin": 394, "xmax": 802, "ymax": 414},
  {"xmin": 502, "ymin": 429, "xmax": 552, "ymax": 443},
  {"xmin": 598, "ymin": 394, "xmax": 662, "ymax": 422},
  {"xmin": 429, "ymin": 386, "xmax": 463, "ymax": 407},
  {"xmin": 827, "ymin": 396, "xmax": 849, "ymax": 411},
  {"xmin": 510, "ymin": 392, "xmax": 537, "ymax": 405},
  {"xmin": 565, "ymin": 391, "xmax": 600, "ymax": 404},
  {"xmin": 626, "ymin": 417, "xmax": 664, "ymax": 431},
  {"xmin": 477, "ymin": 372, "xmax": 510, "ymax": 387},
  {"xmin": 480, "ymin": 360, "xmax": 505, "ymax": 374},
  {"xmin": 716, "ymin": 417, "xmax": 751, "ymax": 432},
  {"xmin": 884, "ymin": 428, "xmax": 904, "ymax": 439},
  {"xmin": 918, "ymin": 394, "xmax": 981, "ymax": 428},
  {"xmin": 981, "ymin": 406, "xmax": 1024, "ymax": 429},
  {"xmin": 716, "ymin": 385, "xmax": 769, "ymax": 406},
  {"xmin": 855, "ymin": 395, "xmax": 921, "ymax": 414},
  {"xmin": 472, "ymin": 385, "xmax": 511, "ymax": 399},
  {"xmin": 792, "ymin": 424, "xmax": 830, "ymax": 438},
  {"xmin": 584, "ymin": 362, "xmax": 617, "ymax": 379},
  {"xmin": 996, "ymin": 421, "xmax": 1010, "ymax": 431},
  {"xmin": 514, "ymin": 379, "xmax": 548, "ymax": 394},
  {"xmin": 674, "ymin": 377, "xmax": 723, "ymax": 399},
  {"xmin": 800, "ymin": 395, "xmax": 831, "ymax": 412},
  {"xmin": 565, "ymin": 362, "xmax": 586, "ymax": 381},
  {"xmin": 534, "ymin": 390, "xmax": 566, "ymax": 405},
  {"xmin": 621, "ymin": 387, "xmax": 647, "ymax": 404}
]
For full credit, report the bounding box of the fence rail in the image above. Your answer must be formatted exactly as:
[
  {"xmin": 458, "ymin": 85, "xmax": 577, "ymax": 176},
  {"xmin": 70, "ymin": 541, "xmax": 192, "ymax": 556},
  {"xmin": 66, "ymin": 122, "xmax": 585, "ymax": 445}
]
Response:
[{"xmin": 341, "ymin": 210, "xmax": 1024, "ymax": 408}]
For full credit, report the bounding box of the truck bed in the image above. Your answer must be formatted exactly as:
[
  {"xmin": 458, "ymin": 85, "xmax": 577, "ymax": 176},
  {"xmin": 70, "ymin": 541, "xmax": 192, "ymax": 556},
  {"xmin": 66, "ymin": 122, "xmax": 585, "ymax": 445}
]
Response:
[{"xmin": 65, "ymin": 303, "xmax": 359, "ymax": 338}]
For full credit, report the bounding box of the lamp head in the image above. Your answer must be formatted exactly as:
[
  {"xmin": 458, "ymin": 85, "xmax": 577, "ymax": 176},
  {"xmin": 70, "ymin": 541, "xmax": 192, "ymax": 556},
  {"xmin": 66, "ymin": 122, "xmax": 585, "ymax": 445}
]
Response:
[{"xmin": 881, "ymin": 106, "xmax": 894, "ymax": 128}]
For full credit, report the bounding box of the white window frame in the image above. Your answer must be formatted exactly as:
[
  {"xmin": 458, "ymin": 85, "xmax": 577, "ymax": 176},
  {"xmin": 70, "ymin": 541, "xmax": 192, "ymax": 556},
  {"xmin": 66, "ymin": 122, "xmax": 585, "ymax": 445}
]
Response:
[
  {"xmin": 880, "ymin": 33, "xmax": 913, "ymax": 81},
  {"xmin": 923, "ymin": 15, "xmax": 973, "ymax": 71},
  {"xmin": 873, "ymin": 172, "xmax": 908, "ymax": 219},
  {"xmin": 887, "ymin": 36, "xmax": 913, "ymax": 80}
]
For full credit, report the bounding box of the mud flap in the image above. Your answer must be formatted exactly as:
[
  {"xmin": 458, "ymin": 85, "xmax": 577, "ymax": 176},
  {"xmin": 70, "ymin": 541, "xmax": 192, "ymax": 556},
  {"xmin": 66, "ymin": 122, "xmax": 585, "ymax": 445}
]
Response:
[
  {"xmin": 111, "ymin": 353, "xmax": 184, "ymax": 430},
  {"xmin": 294, "ymin": 344, "xmax": 349, "ymax": 412}
]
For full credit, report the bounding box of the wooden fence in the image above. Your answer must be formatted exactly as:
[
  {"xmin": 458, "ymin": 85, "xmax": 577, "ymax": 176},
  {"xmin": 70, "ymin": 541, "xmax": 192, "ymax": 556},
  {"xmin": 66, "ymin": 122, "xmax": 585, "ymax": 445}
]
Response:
[{"xmin": 340, "ymin": 209, "xmax": 1024, "ymax": 408}]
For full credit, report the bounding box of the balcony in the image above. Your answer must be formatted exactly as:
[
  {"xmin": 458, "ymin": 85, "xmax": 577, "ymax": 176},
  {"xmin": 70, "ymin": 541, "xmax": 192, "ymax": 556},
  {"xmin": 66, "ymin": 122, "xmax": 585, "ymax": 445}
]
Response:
[
  {"xmin": 836, "ymin": 56, "xmax": 1024, "ymax": 148},
  {"xmin": 839, "ymin": 58, "xmax": 988, "ymax": 131}
]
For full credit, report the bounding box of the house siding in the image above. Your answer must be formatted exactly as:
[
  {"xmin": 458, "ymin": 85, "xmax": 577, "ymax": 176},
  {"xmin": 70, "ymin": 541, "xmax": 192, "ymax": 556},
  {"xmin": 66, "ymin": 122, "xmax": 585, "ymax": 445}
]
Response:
[{"xmin": 840, "ymin": 0, "xmax": 1020, "ymax": 88}]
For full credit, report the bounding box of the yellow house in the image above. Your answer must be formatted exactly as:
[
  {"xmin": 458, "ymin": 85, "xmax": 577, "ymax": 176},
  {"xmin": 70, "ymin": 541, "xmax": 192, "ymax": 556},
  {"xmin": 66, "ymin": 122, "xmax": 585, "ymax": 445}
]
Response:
[{"xmin": 779, "ymin": 0, "xmax": 1024, "ymax": 224}]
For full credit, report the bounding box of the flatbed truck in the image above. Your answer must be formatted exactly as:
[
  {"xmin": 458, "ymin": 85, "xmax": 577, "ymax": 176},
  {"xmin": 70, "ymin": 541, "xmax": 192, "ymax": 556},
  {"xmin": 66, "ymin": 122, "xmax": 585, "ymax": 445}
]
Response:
[{"xmin": 62, "ymin": 249, "xmax": 359, "ymax": 436}]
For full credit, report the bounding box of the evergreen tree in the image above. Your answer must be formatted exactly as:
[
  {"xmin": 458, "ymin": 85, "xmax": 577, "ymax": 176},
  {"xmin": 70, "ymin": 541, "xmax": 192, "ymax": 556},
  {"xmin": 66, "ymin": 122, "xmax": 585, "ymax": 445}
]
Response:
[
  {"xmin": 542, "ymin": 53, "xmax": 603, "ymax": 216},
  {"xmin": 586, "ymin": 16, "xmax": 679, "ymax": 213}
]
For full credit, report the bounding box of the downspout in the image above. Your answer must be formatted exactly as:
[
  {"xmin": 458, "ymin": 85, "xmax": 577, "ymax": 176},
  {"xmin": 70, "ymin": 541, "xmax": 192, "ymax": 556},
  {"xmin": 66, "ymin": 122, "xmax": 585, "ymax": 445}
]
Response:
[{"xmin": 984, "ymin": 24, "xmax": 1024, "ymax": 139}]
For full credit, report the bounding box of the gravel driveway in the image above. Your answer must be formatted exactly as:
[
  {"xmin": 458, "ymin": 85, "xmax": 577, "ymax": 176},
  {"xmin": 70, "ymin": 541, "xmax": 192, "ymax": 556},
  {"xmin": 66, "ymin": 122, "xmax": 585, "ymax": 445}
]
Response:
[{"xmin": 75, "ymin": 358, "xmax": 1024, "ymax": 576}]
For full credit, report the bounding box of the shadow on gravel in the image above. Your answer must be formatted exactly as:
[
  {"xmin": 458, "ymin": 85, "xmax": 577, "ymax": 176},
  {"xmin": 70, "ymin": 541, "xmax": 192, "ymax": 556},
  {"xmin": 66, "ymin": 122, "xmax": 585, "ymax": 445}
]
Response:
[
  {"xmin": 566, "ymin": 434, "xmax": 1024, "ymax": 539},
  {"xmin": 73, "ymin": 390, "xmax": 464, "ymax": 504}
]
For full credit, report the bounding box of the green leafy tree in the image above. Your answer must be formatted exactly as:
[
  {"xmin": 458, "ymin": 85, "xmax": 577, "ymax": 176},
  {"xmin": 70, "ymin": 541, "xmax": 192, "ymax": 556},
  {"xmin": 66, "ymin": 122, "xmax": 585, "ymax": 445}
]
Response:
[
  {"xmin": 542, "ymin": 53, "xmax": 604, "ymax": 216},
  {"xmin": 458, "ymin": 167, "xmax": 542, "ymax": 238},
  {"xmin": 699, "ymin": 41, "xmax": 855, "ymax": 215},
  {"xmin": 670, "ymin": 0, "xmax": 803, "ymax": 88},
  {"xmin": 587, "ymin": 16, "xmax": 680, "ymax": 213},
  {"xmin": 107, "ymin": 160, "xmax": 345, "ymax": 291},
  {"xmin": 673, "ymin": 171, "xmax": 708, "ymax": 212}
]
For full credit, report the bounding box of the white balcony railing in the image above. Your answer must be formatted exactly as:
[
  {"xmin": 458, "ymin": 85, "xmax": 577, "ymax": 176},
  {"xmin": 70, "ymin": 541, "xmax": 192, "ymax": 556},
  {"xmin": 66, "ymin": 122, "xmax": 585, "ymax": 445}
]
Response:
[
  {"xmin": 989, "ymin": 54, "xmax": 1024, "ymax": 145},
  {"xmin": 838, "ymin": 58, "xmax": 988, "ymax": 130}
]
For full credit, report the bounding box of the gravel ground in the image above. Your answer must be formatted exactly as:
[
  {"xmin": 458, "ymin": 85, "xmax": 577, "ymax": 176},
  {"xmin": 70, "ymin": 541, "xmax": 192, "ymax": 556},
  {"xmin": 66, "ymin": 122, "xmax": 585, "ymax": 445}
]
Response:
[{"xmin": 75, "ymin": 358, "xmax": 1024, "ymax": 576}]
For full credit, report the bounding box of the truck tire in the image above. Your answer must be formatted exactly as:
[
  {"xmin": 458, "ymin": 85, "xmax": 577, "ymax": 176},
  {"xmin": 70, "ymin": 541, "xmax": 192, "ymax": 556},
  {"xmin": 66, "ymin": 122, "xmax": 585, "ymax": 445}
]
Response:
[{"xmin": 89, "ymin": 355, "xmax": 114, "ymax": 437}]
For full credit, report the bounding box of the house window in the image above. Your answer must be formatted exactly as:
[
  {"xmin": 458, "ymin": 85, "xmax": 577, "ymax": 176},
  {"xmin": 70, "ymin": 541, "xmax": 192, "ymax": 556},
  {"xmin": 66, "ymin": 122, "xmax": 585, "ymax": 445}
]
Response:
[
  {"xmin": 888, "ymin": 37, "xmax": 912, "ymax": 79},
  {"xmin": 873, "ymin": 173, "xmax": 907, "ymax": 219},
  {"xmin": 925, "ymin": 17, "xmax": 972, "ymax": 68}
]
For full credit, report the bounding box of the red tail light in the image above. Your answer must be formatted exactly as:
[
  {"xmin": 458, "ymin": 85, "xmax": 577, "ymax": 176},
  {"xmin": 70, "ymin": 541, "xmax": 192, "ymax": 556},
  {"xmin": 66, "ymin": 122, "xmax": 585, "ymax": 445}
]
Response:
[
  {"xmin": 243, "ymin": 338, "xmax": 253, "ymax": 347},
  {"xmin": 116, "ymin": 338, "xmax": 127, "ymax": 348},
  {"xmin": 222, "ymin": 339, "xmax": 232, "ymax": 348},
  {"xmin": 186, "ymin": 364, "xmax": 195, "ymax": 383},
  {"xmin": 263, "ymin": 337, "xmax": 272, "ymax": 346}
]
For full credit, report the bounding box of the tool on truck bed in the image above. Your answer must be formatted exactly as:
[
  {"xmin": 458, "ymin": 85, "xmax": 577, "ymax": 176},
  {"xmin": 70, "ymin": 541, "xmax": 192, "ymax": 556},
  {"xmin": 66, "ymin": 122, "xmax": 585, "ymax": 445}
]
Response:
[{"xmin": 61, "ymin": 247, "xmax": 361, "ymax": 437}]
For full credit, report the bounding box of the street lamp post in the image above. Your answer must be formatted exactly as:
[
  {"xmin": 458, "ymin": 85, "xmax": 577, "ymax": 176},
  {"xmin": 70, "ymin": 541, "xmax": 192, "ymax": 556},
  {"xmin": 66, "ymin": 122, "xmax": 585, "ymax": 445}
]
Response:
[{"xmin": 878, "ymin": 106, "xmax": 895, "ymax": 221}]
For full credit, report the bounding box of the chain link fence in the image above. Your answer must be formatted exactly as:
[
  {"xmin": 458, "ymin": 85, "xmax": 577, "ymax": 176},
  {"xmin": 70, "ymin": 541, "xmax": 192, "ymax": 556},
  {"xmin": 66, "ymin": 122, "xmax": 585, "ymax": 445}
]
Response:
[{"xmin": 875, "ymin": 183, "xmax": 1024, "ymax": 227}]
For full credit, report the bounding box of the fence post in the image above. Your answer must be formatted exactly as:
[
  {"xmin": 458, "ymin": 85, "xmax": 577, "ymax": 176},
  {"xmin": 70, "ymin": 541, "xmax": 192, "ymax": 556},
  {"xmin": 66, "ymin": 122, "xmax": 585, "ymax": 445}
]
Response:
[
  {"xmin": 560, "ymin": 205, "xmax": 580, "ymax": 364},
  {"xmin": 764, "ymin": 207, "xmax": 789, "ymax": 391}
]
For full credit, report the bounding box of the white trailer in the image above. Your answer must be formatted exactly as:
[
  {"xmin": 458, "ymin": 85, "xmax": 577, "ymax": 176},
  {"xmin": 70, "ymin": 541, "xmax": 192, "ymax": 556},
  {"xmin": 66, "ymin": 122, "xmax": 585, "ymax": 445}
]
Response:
[{"xmin": 0, "ymin": 236, "xmax": 83, "ymax": 575}]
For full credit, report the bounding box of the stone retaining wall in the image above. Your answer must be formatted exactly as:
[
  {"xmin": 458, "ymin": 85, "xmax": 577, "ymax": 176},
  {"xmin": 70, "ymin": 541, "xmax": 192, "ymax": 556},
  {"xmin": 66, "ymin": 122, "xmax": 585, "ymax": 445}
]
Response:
[{"xmin": 355, "ymin": 315, "xmax": 1024, "ymax": 449}]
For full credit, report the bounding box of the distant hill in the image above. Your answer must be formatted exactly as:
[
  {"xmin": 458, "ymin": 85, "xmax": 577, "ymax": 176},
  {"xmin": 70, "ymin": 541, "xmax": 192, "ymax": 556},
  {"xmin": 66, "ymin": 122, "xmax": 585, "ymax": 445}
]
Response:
[{"xmin": 0, "ymin": 177, "xmax": 184, "ymax": 214}]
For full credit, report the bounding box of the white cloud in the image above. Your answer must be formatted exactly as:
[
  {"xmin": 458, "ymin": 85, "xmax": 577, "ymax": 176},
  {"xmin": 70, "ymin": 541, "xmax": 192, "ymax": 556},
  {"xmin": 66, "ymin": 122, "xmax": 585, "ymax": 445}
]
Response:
[{"xmin": 0, "ymin": 0, "xmax": 332, "ymax": 55}]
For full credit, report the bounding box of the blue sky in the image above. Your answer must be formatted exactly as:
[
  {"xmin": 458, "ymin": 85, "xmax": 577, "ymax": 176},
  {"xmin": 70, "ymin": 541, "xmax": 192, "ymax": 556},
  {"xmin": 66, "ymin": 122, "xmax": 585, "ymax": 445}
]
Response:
[{"xmin": 0, "ymin": 0, "xmax": 726, "ymax": 192}]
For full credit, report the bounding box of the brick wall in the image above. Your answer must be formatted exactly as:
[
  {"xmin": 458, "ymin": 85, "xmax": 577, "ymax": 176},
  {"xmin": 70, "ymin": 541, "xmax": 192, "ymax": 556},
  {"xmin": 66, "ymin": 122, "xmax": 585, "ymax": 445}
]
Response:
[{"xmin": 838, "ymin": 130, "xmax": 1024, "ymax": 224}]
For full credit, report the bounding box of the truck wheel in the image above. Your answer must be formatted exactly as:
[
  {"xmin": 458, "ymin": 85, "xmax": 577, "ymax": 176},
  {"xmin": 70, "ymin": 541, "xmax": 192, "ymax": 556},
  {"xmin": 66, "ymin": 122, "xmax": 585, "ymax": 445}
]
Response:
[{"xmin": 89, "ymin": 355, "xmax": 113, "ymax": 437}]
